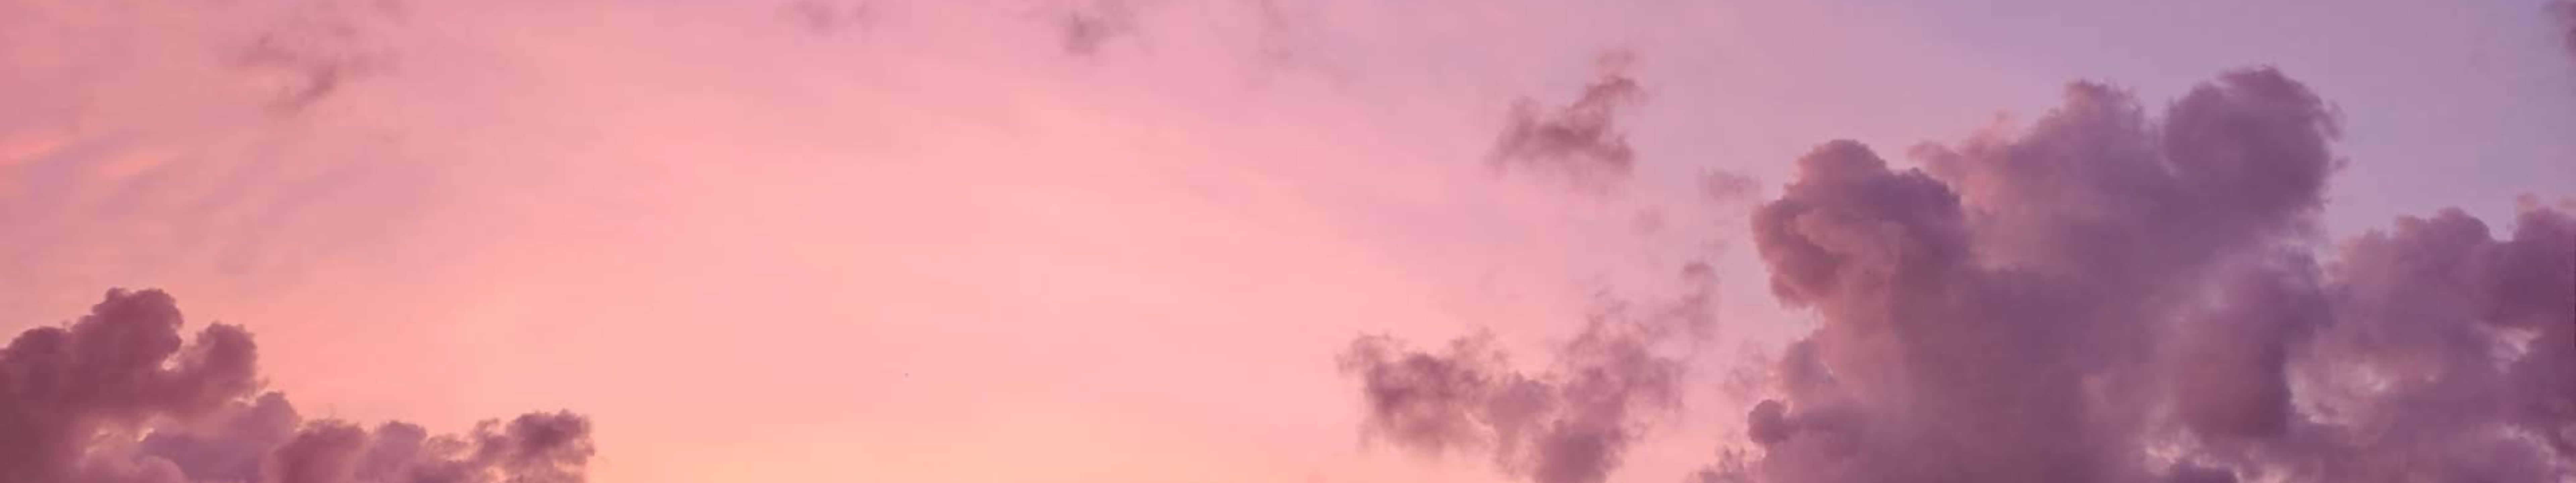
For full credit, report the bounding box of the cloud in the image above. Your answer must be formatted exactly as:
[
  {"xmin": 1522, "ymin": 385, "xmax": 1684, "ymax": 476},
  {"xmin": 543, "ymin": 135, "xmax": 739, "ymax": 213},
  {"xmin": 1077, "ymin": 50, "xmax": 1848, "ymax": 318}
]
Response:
[
  {"xmin": 1355, "ymin": 65, "xmax": 2571, "ymax": 483},
  {"xmin": 1057, "ymin": 0, "xmax": 1139, "ymax": 56},
  {"xmin": 227, "ymin": 0, "xmax": 407, "ymax": 114},
  {"xmin": 0, "ymin": 288, "xmax": 596, "ymax": 483},
  {"xmin": 1488, "ymin": 54, "xmax": 1646, "ymax": 191},
  {"xmin": 1715, "ymin": 67, "xmax": 2572, "ymax": 483},
  {"xmin": 1337, "ymin": 263, "xmax": 1716, "ymax": 483},
  {"xmin": 0, "ymin": 0, "xmax": 464, "ymax": 323},
  {"xmin": 1699, "ymin": 169, "xmax": 1762, "ymax": 204}
]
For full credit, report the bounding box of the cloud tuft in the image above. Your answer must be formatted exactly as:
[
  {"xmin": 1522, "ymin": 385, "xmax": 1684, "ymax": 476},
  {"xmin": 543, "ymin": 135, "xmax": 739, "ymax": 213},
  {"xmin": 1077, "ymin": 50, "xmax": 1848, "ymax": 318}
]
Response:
[{"xmin": 0, "ymin": 289, "xmax": 597, "ymax": 483}]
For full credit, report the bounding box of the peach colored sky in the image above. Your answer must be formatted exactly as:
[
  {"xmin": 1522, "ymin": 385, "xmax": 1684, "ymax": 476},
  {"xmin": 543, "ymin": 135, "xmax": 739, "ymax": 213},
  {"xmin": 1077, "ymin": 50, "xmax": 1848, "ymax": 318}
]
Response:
[{"xmin": 4, "ymin": 1, "xmax": 2572, "ymax": 482}]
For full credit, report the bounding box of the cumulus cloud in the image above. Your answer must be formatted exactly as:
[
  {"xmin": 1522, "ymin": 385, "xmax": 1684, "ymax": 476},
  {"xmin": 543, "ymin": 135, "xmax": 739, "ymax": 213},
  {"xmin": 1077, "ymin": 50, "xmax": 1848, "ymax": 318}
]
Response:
[
  {"xmin": 1353, "ymin": 65, "xmax": 2572, "ymax": 483},
  {"xmin": 1716, "ymin": 67, "xmax": 2573, "ymax": 483},
  {"xmin": 1489, "ymin": 55, "xmax": 1646, "ymax": 190},
  {"xmin": 0, "ymin": 288, "xmax": 595, "ymax": 483}
]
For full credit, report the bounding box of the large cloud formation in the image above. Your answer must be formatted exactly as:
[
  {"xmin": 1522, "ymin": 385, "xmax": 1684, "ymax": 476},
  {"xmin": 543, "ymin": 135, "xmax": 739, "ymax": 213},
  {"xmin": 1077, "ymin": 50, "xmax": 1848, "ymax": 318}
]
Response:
[
  {"xmin": 0, "ymin": 288, "xmax": 594, "ymax": 483},
  {"xmin": 1725, "ymin": 68, "xmax": 2573, "ymax": 483},
  {"xmin": 1345, "ymin": 66, "xmax": 2575, "ymax": 483}
]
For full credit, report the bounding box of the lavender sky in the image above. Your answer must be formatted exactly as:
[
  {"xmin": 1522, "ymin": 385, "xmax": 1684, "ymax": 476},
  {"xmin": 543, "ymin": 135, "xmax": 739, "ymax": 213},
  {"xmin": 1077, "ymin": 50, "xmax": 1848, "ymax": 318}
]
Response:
[{"xmin": 4, "ymin": 1, "xmax": 2573, "ymax": 482}]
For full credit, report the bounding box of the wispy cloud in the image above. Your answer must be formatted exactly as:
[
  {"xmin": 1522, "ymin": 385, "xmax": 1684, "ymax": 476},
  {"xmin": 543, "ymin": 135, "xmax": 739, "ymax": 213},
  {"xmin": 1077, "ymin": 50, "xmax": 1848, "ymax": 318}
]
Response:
[{"xmin": 1488, "ymin": 53, "xmax": 1645, "ymax": 192}]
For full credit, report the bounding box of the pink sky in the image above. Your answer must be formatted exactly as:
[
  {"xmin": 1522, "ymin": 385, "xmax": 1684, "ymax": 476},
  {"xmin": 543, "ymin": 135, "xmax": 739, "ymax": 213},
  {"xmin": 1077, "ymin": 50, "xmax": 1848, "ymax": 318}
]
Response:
[{"xmin": 5, "ymin": 1, "xmax": 2573, "ymax": 482}]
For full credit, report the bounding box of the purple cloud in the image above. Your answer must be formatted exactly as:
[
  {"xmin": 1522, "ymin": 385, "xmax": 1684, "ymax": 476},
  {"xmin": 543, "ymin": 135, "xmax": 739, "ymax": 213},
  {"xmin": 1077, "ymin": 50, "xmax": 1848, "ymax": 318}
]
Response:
[
  {"xmin": 1723, "ymin": 68, "xmax": 2570, "ymax": 483},
  {"xmin": 1489, "ymin": 56, "xmax": 1647, "ymax": 191},
  {"xmin": 0, "ymin": 289, "xmax": 597, "ymax": 483}
]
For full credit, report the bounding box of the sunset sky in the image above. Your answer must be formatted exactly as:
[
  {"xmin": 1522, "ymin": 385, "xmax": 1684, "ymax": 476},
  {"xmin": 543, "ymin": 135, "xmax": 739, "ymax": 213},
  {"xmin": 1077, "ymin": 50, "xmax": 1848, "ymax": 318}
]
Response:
[{"xmin": 5, "ymin": 1, "xmax": 2574, "ymax": 482}]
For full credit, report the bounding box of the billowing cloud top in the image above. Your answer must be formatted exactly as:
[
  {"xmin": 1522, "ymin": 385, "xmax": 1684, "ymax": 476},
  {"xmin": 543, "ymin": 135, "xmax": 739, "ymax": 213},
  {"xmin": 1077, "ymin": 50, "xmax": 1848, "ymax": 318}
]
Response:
[
  {"xmin": 1, "ymin": 289, "xmax": 595, "ymax": 483},
  {"xmin": 1729, "ymin": 68, "xmax": 2572, "ymax": 483},
  {"xmin": 1345, "ymin": 66, "xmax": 2576, "ymax": 483}
]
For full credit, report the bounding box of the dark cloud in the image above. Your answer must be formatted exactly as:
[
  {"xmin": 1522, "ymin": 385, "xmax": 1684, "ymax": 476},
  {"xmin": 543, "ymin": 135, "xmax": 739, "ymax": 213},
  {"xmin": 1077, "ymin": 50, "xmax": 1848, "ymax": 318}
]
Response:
[
  {"xmin": 1366, "ymin": 65, "xmax": 2570, "ymax": 483},
  {"xmin": 0, "ymin": 289, "xmax": 258, "ymax": 483},
  {"xmin": 142, "ymin": 393, "xmax": 305, "ymax": 483},
  {"xmin": 1489, "ymin": 59, "xmax": 1645, "ymax": 190},
  {"xmin": 1338, "ymin": 264, "xmax": 1715, "ymax": 483},
  {"xmin": 0, "ymin": 288, "xmax": 596, "ymax": 483},
  {"xmin": 1716, "ymin": 67, "xmax": 2573, "ymax": 483}
]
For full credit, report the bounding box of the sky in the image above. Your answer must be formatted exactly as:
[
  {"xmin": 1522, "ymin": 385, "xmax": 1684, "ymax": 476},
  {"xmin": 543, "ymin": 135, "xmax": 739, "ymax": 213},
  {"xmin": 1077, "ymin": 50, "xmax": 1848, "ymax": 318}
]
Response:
[{"xmin": 3, "ymin": 1, "xmax": 2573, "ymax": 483}]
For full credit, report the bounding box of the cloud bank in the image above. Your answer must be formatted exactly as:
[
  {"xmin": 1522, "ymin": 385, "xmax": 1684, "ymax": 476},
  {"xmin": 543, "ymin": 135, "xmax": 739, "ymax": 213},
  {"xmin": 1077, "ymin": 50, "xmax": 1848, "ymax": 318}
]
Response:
[
  {"xmin": 1725, "ymin": 67, "xmax": 2572, "ymax": 483},
  {"xmin": 1346, "ymin": 66, "xmax": 2574, "ymax": 483},
  {"xmin": 0, "ymin": 289, "xmax": 594, "ymax": 483}
]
